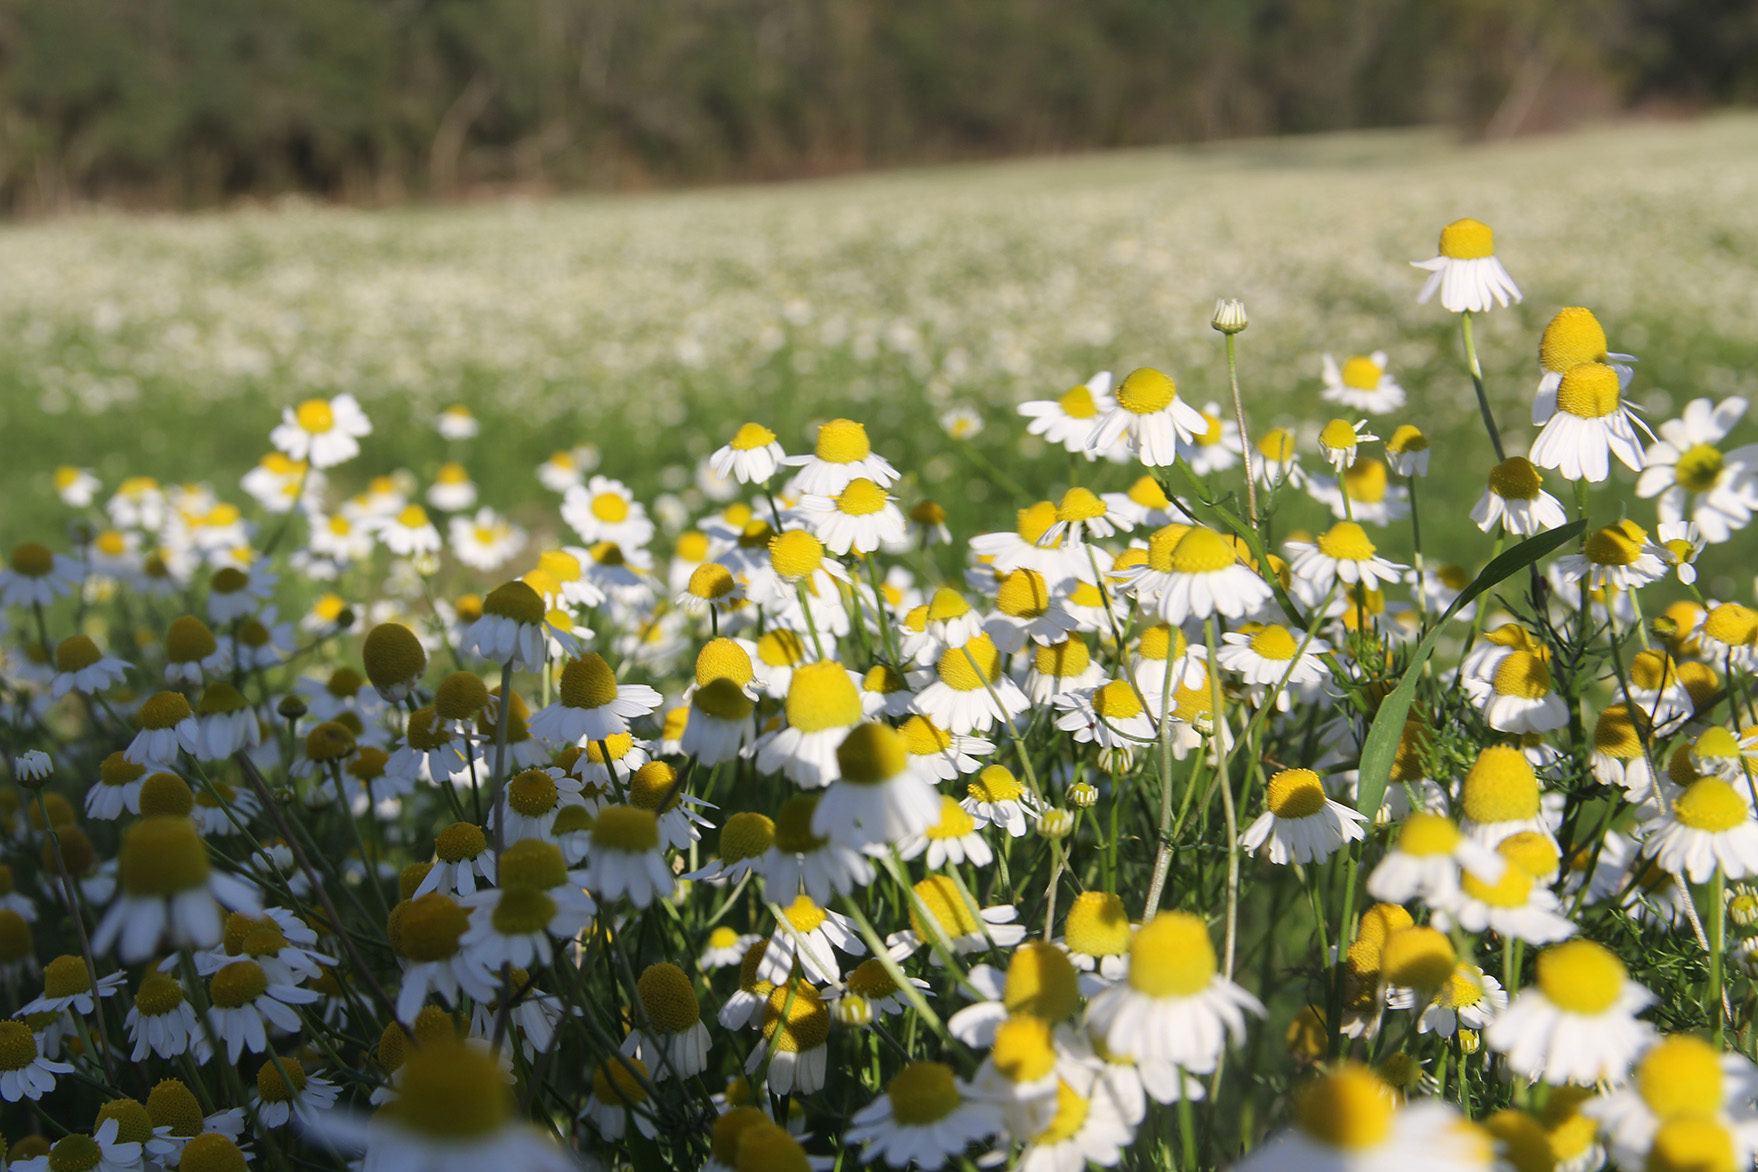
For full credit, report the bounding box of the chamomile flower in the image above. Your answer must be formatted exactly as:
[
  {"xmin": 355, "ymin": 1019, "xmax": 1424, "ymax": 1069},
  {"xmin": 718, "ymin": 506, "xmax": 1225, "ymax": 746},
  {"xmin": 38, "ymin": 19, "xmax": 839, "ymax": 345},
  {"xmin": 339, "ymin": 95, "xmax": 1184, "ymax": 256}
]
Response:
[
  {"xmin": 527, "ymin": 653, "xmax": 662, "ymax": 747},
  {"xmin": 0, "ymin": 1020, "xmax": 72, "ymax": 1102},
  {"xmin": 911, "ymin": 635, "xmax": 1031, "ymax": 736},
  {"xmin": 984, "ymin": 568, "xmax": 1081, "ymax": 653},
  {"xmin": 898, "ymin": 796, "xmax": 995, "ymax": 869},
  {"xmin": 1553, "ymin": 521, "xmax": 1668, "ymax": 592},
  {"xmin": 902, "ymin": 875, "xmax": 1027, "ymax": 959},
  {"xmin": 757, "ymin": 895, "xmax": 866, "ymax": 987},
  {"xmin": 1412, "ymin": 217, "xmax": 1522, "ymax": 313},
  {"xmin": 1, "ymin": 542, "xmax": 85, "ymax": 607},
  {"xmin": 1698, "ymin": 603, "xmax": 1758, "ymax": 671},
  {"xmin": 1463, "ymin": 648, "xmax": 1569, "ymax": 734},
  {"xmin": 49, "ymin": 635, "xmax": 130, "ymax": 700},
  {"xmin": 1216, "ymin": 623, "xmax": 1332, "ymax": 711},
  {"xmin": 747, "ymin": 980, "xmax": 831, "ymax": 1094},
  {"xmin": 1640, "ymin": 775, "xmax": 1758, "ymax": 882},
  {"xmin": 1175, "ymin": 402, "xmax": 1244, "ymax": 476},
  {"xmin": 1086, "ymin": 367, "xmax": 1210, "ymax": 467},
  {"xmin": 1317, "ymin": 418, "xmax": 1377, "ymax": 472},
  {"xmin": 1655, "ymin": 520, "xmax": 1707, "ymax": 585},
  {"xmin": 1486, "ymin": 939, "xmax": 1653, "ymax": 1086},
  {"xmin": 1436, "ymin": 845, "xmax": 1575, "ymax": 945},
  {"xmin": 846, "ymin": 1061, "xmax": 1005, "ymax": 1169},
  {"xmin": 833, "ymin": 957, "xmax": 933, "ymax": 1021},
  {"xmin": 1322, "ymin": 352, "xmax": 1406, "ymax": 415},
  {"xmin": 1103, "ymin": 475, "xmax": 1178, "ymax": 529},
  {"xmin": 17, "ymin": 953, "xmax": 125, "ymax": 1018},
  {"xmin": 125, "ymin": 971, "xmax": 208, "ymax": 1061},
  {"xmin": 269, "ymin": 394, "xmax": 371, "ymax": 467},
  {"xmin": 899, "ymin": 587, "xmax": 986, "ymax": 663},
  {"xmin": 1019, "ymin": 373, "xmax": 1119, "ymax": 459},
  {"xmin": 1083, "ymin": 911, "xmax": 1264, "ymax": 1076},
  {"xmin": 1635, "ymin": 395, "xmax": 1758, "ymax": 543},
  {"xmin": 425, "ymin": 463, "xmax": 477, "ymax": 512},
  {"xmin": 582, "ymin": 806, "xmax": 675, "ymax": 909},
  {"xmin": 435, "ymin": 403, "xmax": 479, "ymax": 439},
  {"xmin": 1240, "ymin": 768, "xmax": 1369, "ymax": 865},
  {"xmin": 54, "ymin": 464, "xmax": 101, "ymax": 506},
  {"xmin": 1232, "ymin": 1064, "xmax": 1485, "ymax": 1172},
  {"xmin": 252, "ymin": 1057, "xmax": 341, "ymax": 1128},
  {"xmin": 1470, "ymin": 456, "xmax": 1569, "ymax": 536},
  {"xmin": 702, "ymin": 927, "xmax": 764, "ymax": 970},
  {"xmin": 799, "ymin": 478, "xmax": 907, "ymax": 555},
  {"xmin": 622, "ymin": 962, "xmax": 711, "ymax": 1081},
  {"xmin": 1531, "ymin": 362, "xmax": 1651, "ymax": 482},
  {"xmin": 710, "ymin": 422, "xmax": 787, "ymax": 484},
  {"xmin": 376, "ymin": 505, "xmax": 443, "ymax": 559},
  {"xmin": 448, "ymin": 508, "xmax": 525, "ymax": 572},
  {"xmin": 562, "ymin": 476, "xmax": 655, "ymax": 550},
  {"xmin": 1052, "ymin": 679, "xmax": 1156, "ymax": 751},
  {"xmin": 1287, "ymin": 522, "xmax": 1406, "ymax": 594},
  {"xmin": 785, "ymin": 418, "xmax": 899, "ymax": 495},
  {"xmin": 1417, "ymin": 964, "xmax": 1506, "ymax": 1038},
  {"xmin": 1366, "ymin": 812, "xmax": 1502, "ymax": 905},
  {"xmin": 201, "ymin": 958, "xmax": 321, "ymax": 1065},
  {"xmin": 812, "ymin": 722, "xmax": 942, "ymax": 851},
  {"xmin": 1118, "ymin": 524, "xmax": 1272, "ymax": 626},
  {"xmin": 90, "ymin": 816, "xmax": 262, "ymax": 962},
  {"xmin": 1588, "ymin": 1033, "xmax": 1758, "ymax": 1172},
  {"xmin": 1022, "ymin": 637, "xmax": 1107, "ymax": 703}
]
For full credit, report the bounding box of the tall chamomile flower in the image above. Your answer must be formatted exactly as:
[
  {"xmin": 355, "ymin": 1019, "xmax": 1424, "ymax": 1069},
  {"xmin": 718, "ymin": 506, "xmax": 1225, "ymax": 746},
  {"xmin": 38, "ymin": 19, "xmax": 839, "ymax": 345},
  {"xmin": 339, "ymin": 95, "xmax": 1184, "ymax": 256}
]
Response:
[
  {"xmin": 1530, "ymin": 362, "xmax": 1651, "ymax": 482},
  {"xmin": 1486, "ymin": 939, "xmax": 1654, "ymax": 1086},
  {"xmin": 1118, "ymin": 525, "xmax": 1272, "ymax": 626},
  {"xmin": 460, "ymin": 581, "xmax": 551, "ymax": 671},
  {"xmin": 270, "ymin": 394, "xmax": 371, "ymax": 467},
  {"xmin": 1470, "ymin": 456, "xmax": 1568, "ymax": 536},
  {"xmin": 1239, "ymin": 768, "xmax": 1369, "ymax": 865},
  {"xmin": 1, "ymin": 542, "xmax": 85, "ymax": 607},
  {"xmin": 1412, "ymin": 217, "xmax": 1521, "ymax": 313},
  {"xmin": 50, "ymin": 635, "xmax": 130, "ymax": 700},
  {"xmin": 812, "ymin": 722, "xmax": 942, "ymax": 851},
  {"xmin": 527, "ymin": 653, "xmax": 662, "ymax": 747},
  {"xmin": 1635, "ymin": 395, "xmax": 1758, "ymax": 543},
  {"xmin": 1232, "ymin": 1064, "xmax": 1486, "ymax": 1172},
  {"xmin": 846, "ymin": 1061, "xmax": 1006, "ymax": 1169},
  {"xmin": 1641, "ymin": 774, "xmax": 1758, "ymax": 882},
  {"xmin": 91, "ymin": 816, "xmax": 261, "ymax": 962},
  {"xmin": 1553, "ymin": 521, "xmax": 1668, "ymax": 592},
  {"xmin": 1086, "ymin": 367, "xmax": 1209, "ymax": 468},
  {"xmin": 710, "ymin": 423, "xmax": 787, "ymax": 484},
  {"xmin": 1321, "ymin": 352, "xmax": 1406, "ymax": 415},
  {"xmin": 1019, "ymin": 373, "xmax": 1117, "ymax": 459},
  {"xmin": 784, "ymin": 418, "xmax": 899, "ymax": 495}
]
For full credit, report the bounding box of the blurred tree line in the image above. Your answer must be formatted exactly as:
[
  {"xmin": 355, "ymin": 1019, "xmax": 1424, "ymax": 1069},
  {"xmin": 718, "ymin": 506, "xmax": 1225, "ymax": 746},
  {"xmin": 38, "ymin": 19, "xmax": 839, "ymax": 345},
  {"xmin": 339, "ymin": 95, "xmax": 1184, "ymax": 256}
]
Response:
[{"xmin": 0, "ymin": 0, "xmax": 1751, "ymax": 211}]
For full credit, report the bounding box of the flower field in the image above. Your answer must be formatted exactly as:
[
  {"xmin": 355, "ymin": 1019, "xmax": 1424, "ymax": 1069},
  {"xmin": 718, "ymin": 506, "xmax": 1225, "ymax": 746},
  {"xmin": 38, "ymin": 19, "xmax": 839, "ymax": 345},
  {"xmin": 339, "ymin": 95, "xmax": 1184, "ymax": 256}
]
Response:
[{"xmin": 1, "ymin": 116, "xmax": 1758, "ymax": 1171}]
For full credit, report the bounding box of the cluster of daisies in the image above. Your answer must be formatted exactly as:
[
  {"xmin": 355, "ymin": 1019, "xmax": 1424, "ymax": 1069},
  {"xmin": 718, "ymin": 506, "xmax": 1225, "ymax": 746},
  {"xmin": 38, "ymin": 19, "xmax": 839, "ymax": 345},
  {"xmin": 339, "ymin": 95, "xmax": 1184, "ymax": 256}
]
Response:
[{"xmin": 0, "ymin": 217, "xmax": 1756, "ymax": 1172}]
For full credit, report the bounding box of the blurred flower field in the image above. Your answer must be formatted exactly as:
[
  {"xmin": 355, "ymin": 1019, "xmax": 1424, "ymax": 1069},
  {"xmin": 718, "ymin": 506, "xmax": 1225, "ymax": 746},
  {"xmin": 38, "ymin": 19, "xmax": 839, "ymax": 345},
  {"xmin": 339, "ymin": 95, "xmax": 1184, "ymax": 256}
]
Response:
[{"xmin": 2, "ymin": 115, "xmax": 1758, "ymax": 1172}]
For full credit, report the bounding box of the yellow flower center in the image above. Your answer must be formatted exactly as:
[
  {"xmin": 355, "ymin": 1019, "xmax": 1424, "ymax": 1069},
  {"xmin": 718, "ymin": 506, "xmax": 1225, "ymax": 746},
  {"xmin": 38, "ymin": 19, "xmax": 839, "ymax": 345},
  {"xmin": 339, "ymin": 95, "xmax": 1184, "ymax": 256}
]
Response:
[
  {"xmin": 1064, "ymin": 891, "xmax": 1130, "ymax": 958},
  {"xmin": 1316, "ymin": 521, "xmax": 1376, "ymax": 562},
  {"xmin": 1539, "ymin": 307, "xmax": 1609, "ymax": 372},
  {"xmin": 295, "ymin": 399, "xmax": 335, "ymax": 433},
  {"xmin": 490, "ymin": 886, "xmax": 557, "ymax": 935},
  {"xmin": 1056, "ymin": 487, "xmax": 1107, "ymax": 523},
  {"xmin": 1629, "ymin": 649, "xmax": 1678, "ymax": 692},
  {"xmin": 255, "ymin": 1056, "xmax": 308, "ymax": 1102},
  {"xmin": 396, "ymin": 504, "xmax": 430, "ymax": 530},
  {"xmin": 1462, "ymin": 860, "xmax": 1535, "ymax": 909},
  {"xmin": 48, "ymin": 1134, "xmax": 102, "ymax": 1172},
  {"xmin": 1091, "ymin": 679, "xmax": 1145, "ymax": 721},
  {"xmin": 120, "ymin": 816, "xmax": 209, "ymax": 896},
  {"xmin": 1057, "ymin": 385, "xmax": 1099, "ymax": 419},
  {"xmin": 42, "ymin": 954, "xmax": 91, "ymax": 999},
  {"xmin": 694, "ymin": 678, "xmax": 755, "ymax": 721},
  {"xmin": 676, "ymin": 531, "xmax": 710, "ymax": 561},
  {"xmin": 1674, "ymin": 778, "xmax": 1749, "ymax": 833},
  {"xmin": 1461, "ymin": 745, "xmax": 1539, "ymax": 823},
  {"xmin": 638, "ymin": 962, "xmax": 700, "ymax": 1032},
  {"xmin": 1438, "ymin": 218, "xmax": 1495, "ymax": 260},
  {"xmin": 864, "ymin": 664, "xmax": 907, "ymax": 696},
  {"xmin": 591, "ymin": 805, "xmax": 660, "ymax": 853},
  {"xmin": 1003, "ymin": 940, "xmax": 1080, "ymax": 1018},
  {"xmin": 1266, "ymin": 769, "xmax": 1328, "ymax": 819},
  {"xmin": 990, "ymin": 1015, "xmax": 1057, "ymax": 1084},
  {"xmin": 1498, "ymin": 831, "xmax": 1559, "ymax": 879},
  {"xmin": 589, "ymin": 492, "xmax": 630, "ymax": 524},
  {"xmin": 937, "ymin": 635, "xmax": 1002, "ymax": 692},
  {"xmin": 762, "ymin": 981, "xmax": 829, "ymax": 1052},
  {"xmin": 1555, "ymin": 364, "xmax": 1621, "ymax": 420},
  {"xmin": 1017, "ymin": 501, "xmax": 1060, "ymax": 545},
  {"xmin": 1387, "ymin": 424, "xmax": 1427, "ymax": 454},
  {"xmin": 1320, "ymin": 418, "xmax": 1360, "ymax": 452},
  {"xmin": 1639, "ymin": 1035, "xmax": 1724, "ymax": 1121},
  {"xmin": 134, "ymin": 972, "xmax": 186, "ymax": 1017},
  {"xmin": 1128, "ymin": 912, "xmax": 1215, "ymax": 998},
  {"xmin": 1294, "ymin": 1064, "xmax": 1395, "ymax": 1150},
  {"xmin": 209, "ymin": 961, "xmax": 268, "ymax": 1009},
  {"xmin": 996, "ymin": 568, "xmax": 1051, "ymax": 618},
  {"xmin": 1585, "ymin": 524, "xmax": 1646, "ymax": 567},
  {"xmin": 730, "ymin": 422, "xmax": 776, "ymax": 451},
  {"xmin": 1703, "ymin": 604, "xmax": 1758, "ymax": 647},
  {"xmin": 363, "ymin": 622, "xmax": 426, "ymax": 689},
  {"xmin": 887, "ymin": 1061, "xmax": 962, "ymax": 1125},
  {"xmin": 1124, "ymin": 478, "xmax": 1169, "ymax": 512},
  {"xmin": 714, "ymin": 811, "xmax": 771, "ymax": 861},
  {"xmin": 394, "ymin": 1040, "xmax": 512, "ymax": 1138},
  {"xmin": 969, "ymin": 765, "xmax": 1023, "ymax": 804},
  {"xmin": 1536, "ymin": 939, "xmax": 1625, "ymax": 1015},
  {"xmin": 1438, "ymin": 966, "xmax": 1487, "ymax": 1009},
  {"xmin": 1488, "ymin": 457, "xmax": 1544, "ymax": 501},
  {"xmin": 1380, "ymin": 926, "xmax": 1456, "ymax": 988},
  {"xmin": 558, "ymin": 653, "xmax": 619, "ymax": 710},
  {"xmin": 1246, "ymin": 624, "xmax": 1298, "ymax": 661},
  {"xmin": 734, "ymin": 1123, "xmax": 812, "ymax": 1172},
  {"xmin": 1114, "ymin": 368, "xmax": 1178, "ymax": 415},
  {"xmin": 1344, "ymin": 459, "xmax": 1389, "ymax": 503},
  {"xmin": 837, "ymin": 479, "xmax": 889, "ymax": 517},
  {"xmin": 1333, "ymin": 356, "xmax": 1380, "ymax": 391},
  {"xmin": 1647, "ymin": 1116, "xmax": 1736, "ymax": 1172},
  {"xmin": 687, "ymin": 563, "xmax": 738, "ymax": 602},
  {"xmin": 1035, "ymin": 638, "xmax": 1091, "ymax": 678},
  {"xmin": 925, "ymin": 796, "xmax": 976, "ymax": 840},
  {"xmin": 1675, "ymin": 444, "xmax": 1726, "ymax": 493},
  {"xmin": 771, "ymin": 796, "xmax": 824, "ymax": 854},
  {"xmin": 836, "ymin": 722, "xmax": 908, "ymax": 784},
  {"xmin": 756, "ymin": 630, "xmax": 808, "ymax": 670},
  {"xmin": 814, "ymin": 418, "xmax": 871, "ymax": 463},
  {"xmin": 786, "ymin": 661, "xmax": 863, "ymax": 732},
  {"xmin": 1164, "ymin": 526, "xmax": 1235, "ymax": 574},
  {"xmin": 910, "ymin": 875, "xmax": 981, "ymax": 940},
  {"xmin": 1492, "ymin": 651, "xmax": 1553, "ymax": 699}
]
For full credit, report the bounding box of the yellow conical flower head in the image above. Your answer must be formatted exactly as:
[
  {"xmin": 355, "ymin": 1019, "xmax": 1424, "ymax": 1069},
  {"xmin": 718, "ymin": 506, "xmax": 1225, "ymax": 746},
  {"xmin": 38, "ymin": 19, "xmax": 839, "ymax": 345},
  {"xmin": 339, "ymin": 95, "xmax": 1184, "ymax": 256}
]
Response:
[
  {"xmin": 1293, "ymin": 1063, "xmax": 1395, "ymax": 1150},
  {"xmin": 1460, "ymin": 746, "xmax": 1539, "ymax": 824},
  {"xmin": 1002, "ymin": 941, "xmax": 1080, "ymax": 1020}
]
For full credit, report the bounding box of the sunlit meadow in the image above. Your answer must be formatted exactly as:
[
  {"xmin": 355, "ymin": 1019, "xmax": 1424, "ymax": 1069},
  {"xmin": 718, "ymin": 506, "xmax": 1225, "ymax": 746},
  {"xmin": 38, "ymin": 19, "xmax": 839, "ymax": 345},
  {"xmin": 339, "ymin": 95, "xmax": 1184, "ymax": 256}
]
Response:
[{"xmin": 1, "ymin": 115, "xmax": 1758, "ymax": 1172}]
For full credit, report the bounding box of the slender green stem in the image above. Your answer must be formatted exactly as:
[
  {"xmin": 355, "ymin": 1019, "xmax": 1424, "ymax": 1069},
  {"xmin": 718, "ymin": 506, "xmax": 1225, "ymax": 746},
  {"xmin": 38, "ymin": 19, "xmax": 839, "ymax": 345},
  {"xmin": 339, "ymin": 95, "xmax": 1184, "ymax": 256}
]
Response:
[
  {"xmin": 1711, "ymin": 867, "xmax": 1727, "ymax": 1045},
  {"xmin": 1207, "ymin": 616, "xmax": 1241, "ymax": 978},
  {"xmin": 1225, "ymin": 333, "xmax": 1259, "ymax": 527},
  {"xmin": 1459, "ymin": 309, "xmax": 1506, "ymax": 462}
]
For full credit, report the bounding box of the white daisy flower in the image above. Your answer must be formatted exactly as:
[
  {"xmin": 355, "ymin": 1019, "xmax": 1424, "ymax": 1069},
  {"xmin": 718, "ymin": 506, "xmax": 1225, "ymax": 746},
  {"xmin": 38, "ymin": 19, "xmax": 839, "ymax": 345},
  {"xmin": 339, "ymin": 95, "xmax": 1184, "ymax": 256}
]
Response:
[
  {"xmin": 525, "ymin": 653, "xmax": 662, "ymax": 747},
  {"xmin": 448, "ymin": 509, "xmax": 526, "ymax": 573},
  {"xmin": 700, "ymin": 927, "xmax": 764, "ymax": 970},
  {"xmin": 1366, "ymin": 812, "xmax": 1502, "ymax": 906},
  {"xmin": 1552, "ymin": 521, "xmax": 1668, "ymax": 592},
  {"xmin": 811, "ymin": 723, "xmax": 942, "ymax": 852},
  {"xmin": 1086, "ymin": 367, "xmax": 1210, "ymax": 467},
  {"xmin": 1486, "ymin": 940, "xmax": 1654, "ymax": 1086},
  {"xmin": 783, "ymin": 418, "xmax": 899, "ymax": 496},
  {"xmin": 830, "ymin": 956, "xmax": 933, "ymax": 1021},
  {"xmin": 54, "ymin": 464, "xmax": 101, "ymax": 506},
  {"xmin": 1117, "ymin": 525, "xmax": 1272, "ymax": 626},
  {"xmin": 1587, "ymin": 1034, "xmax": 1758, "ymax": 1172},
  {"xmin": 1021, "ymin": 636, "xmax": 1108, "ymax": 704},
  {"xmin": 1317, "ymin": 417, "xmax": 1378, "ymax": 472},
  {"xmin": 845, "ymin": 1061, "xmax": 1006, "ymax": 1169},
  {"xmin": 1052, "ymin": 679, "xmax": 1156, "ymax": 752},
  {"xmin": 201, "ymin": 958, "xmax": 321, "ymax": 1065},
  {"xmin": 757, "ymin": 895, "xmax": 866, "ymax": 987},
  {"xmin": 910, "ymin": 635, "xmax": 1030, "ymax": 737},
  {"xmin": 745, "ymin": 981, "xmax": 830, "ymax": 1094},
  {"xmin": 1470, "ymin": 455, "xmax": 1569, "ymax": 536},
  {"xmin": 1083, "ymin": 912, "xmax": 1264, "ymax": 1076},
  {"xmin": 1462, "ymin": 648, "xmax": 1569, "ymax": 734},
  {"xmin": 1321, "ymin": 352, "xmax": 1406, "ymax": 415},
  {"xmin": 374, "ymin": 505, "xmax": 444, "ymax": 559},
  {"xmin": 1433, "ymin": 855, "xmax": 1575, "ymax": 946},
  {"xmin": 435, "ymin": 403, "xmax": 479, "ymax": 439},
  {"xmin": 1531, "ymin": 362, "xmax": 1651, "ymax": 482},
  {"xmin": 898, "ymin": 796, "xmax": 995, "ymax": 869},
  {"xmin": 1655, "ymin": 519, "xmax": 1707, "ymax": 585},
  {"xmin": 1641, "ymin": 775, "xmax": 1758, "ymax": 882},
  {"xmin": 799, "ymin": 478, "xmax": 908, "ymax": 555},
  {"xmin": 754, "ymin": 794, "xmax": 876, "ymax": 905},
  {"xmin": 710, "ymin": 422, "xmax": 787, "ymax": 484},
  {"xmin": 580, "ymin": 806, "xmax": 675, "ymax": 909},
  {"xmin": 1232, "ymin": 1064, "xmax": 1485, "ymax": 1172},
  {"xmin": 0, "ymin": 1020, "xmax": 73, "ymax": 1103},
  {"xmin": 91, "ymin": 816, "xmax": 261, "ymax": 962},
  {"xmin": 1019, "ymin": 372, "xmax": 1119, "ymax": 459},
  {"xmin": 17, "ymin": 954, "xmax": 125, "ymax": 1019},
  {"xmin": 49, "ymin": 635, "xmax": 130, "ymax": 700},
  {"xmin": 897, "ymin": 875, "xmax": 1027, "ymax": 961},
  {"xmin": 1384, "ymin": 424, "xmax": 1431, "ymax": 477},
  {"xmin": 1287, "ymin": 522, "xmax": 1406, "ymax": 594},
  {"xmin": 1240, "ymin": 768, "xmax": 1369, "ymax": 865},
  {"xmin": 562, "ymin": 475, "xmax": 655, "ymax": 550},
  {"xmin": 252, "ymin": 1057, "xmax": 341, "ymax": 1128},
  {"xmin": 620, "ymin": 961, "xmax": 712, "ymax": 1082},
  {"xmin": 0, "ymin": 543, "xmax": 85, "ymax": 607},
  {"xmin": 269, "ymin": 394, "xmax": 371, "ymax": 467},
  {"xmin": 1216, "ymin": 623, "xmax": 1332, "ymax": 712},
  {"xmin": 1417, "ymin": 964, "xmax": 1507, "ymax": 1038},
  {"xmin": 1635, "ymin": 395, "xmax": 1758, "ymax": 543},
  {"xmin": 755, "ymin": 661, "xmax": 867, "ymax": 786},
  {"xmin": 983, "ymin": 568, "xmax": 1081, "ymax": 654},
  {"xmin": 425, "ymin": 463, "xmax": 477, "ymax": 512},
  {"xmin": 1412, "ymin": 217, "xmax": 1521, "ymax": 313}
]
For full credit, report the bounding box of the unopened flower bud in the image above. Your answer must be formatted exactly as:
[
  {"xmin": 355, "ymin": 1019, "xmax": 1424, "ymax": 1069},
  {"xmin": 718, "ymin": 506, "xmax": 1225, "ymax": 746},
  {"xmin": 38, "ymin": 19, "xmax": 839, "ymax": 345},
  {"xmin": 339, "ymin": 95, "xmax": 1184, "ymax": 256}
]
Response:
[
  {"xmin": 1067, "ymin": 781, "xmax": 1098, "ymax": 809},
  {"xmin": 1037, "ymin": 809, "xmax": 1075, "ymax": 840},
  {"xmin": 277, "ymin": 695, "xmax": 308, "ymax": 721},
  {"xmin": 13, "ymin": 751, "xmax": 52, "ymax": 789},
  {"xmin": 833, "ymin": 994, "xmax": 873, "ymax": 1028},
  {"xmin": 1456, "ymin": 1028, "xmax": 1480, "ymax": 1055},
  {"xmin": 1211, "ymin": 298, "xmax": 1248, "ymax": 334},
  {"xmin": 1731, "ymin": 886, "xmax": 1758, "ymax": 928}
]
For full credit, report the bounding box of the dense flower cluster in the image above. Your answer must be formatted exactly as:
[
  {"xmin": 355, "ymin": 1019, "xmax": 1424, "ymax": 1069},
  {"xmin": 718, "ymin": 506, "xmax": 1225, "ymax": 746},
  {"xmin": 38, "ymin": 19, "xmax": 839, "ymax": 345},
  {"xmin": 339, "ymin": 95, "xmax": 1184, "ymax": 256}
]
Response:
[{"xmin": 0, "ymin": 216, "xmax": 1756, "ymax": 1172}]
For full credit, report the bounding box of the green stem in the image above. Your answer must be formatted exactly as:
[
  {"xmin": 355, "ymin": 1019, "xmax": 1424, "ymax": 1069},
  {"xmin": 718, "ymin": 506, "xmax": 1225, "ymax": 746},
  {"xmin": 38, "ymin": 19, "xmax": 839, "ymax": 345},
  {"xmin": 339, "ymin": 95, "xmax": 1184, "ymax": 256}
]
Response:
[
  {"xmin": 1459, "ymin": 309, "xmax": 1506, "ymax": 462},
  {"xmin": 1225, "ymin": 333, "xmax": 1259, "ymax": 527},
  {"xmin": 1711, "ymin": 867, "xmax": 1727, "ymax": 1045}
]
